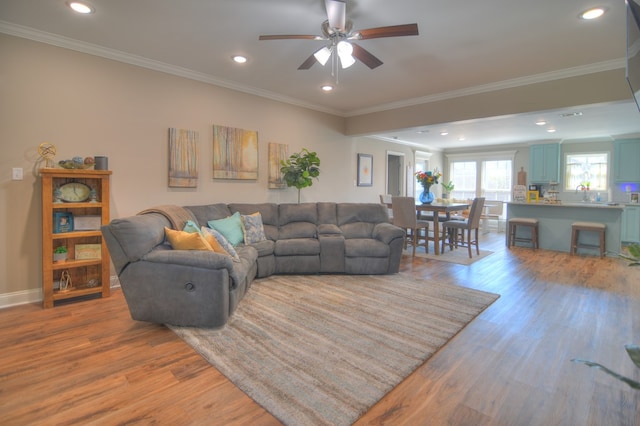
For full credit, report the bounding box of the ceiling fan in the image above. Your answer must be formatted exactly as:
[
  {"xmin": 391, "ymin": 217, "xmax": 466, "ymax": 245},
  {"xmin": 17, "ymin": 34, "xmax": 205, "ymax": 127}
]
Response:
[{"xmin": 259, "ymin": 0, "xmax": 419, "ymax": 71}]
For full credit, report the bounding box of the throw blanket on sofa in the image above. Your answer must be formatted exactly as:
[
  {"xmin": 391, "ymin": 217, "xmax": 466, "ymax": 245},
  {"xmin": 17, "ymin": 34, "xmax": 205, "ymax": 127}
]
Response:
[{"xmin": 138, "ymin": 204, "xmax": 194, "ymax": 230}]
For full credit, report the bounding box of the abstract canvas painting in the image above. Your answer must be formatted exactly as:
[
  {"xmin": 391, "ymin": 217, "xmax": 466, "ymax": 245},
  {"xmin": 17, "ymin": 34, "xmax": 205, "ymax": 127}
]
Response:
[
  {"xmin": 168, "ymin": 128, "xmax": 198, "ymax": 188},
  {"xmin": 268, "ymin": 142, "xmax": 288, "ymax": 189},
  {"xmin": 213, "ymin": 125, "xmax": 258, "ymax": 180},
  {"xmin": 357, "ymin": 153, "xmax": 373, "ymax": 186}
]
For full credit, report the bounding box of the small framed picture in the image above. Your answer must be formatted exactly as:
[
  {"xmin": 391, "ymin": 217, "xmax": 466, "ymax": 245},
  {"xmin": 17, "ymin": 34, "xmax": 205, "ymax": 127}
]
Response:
[
  {"xmin": 527, "ymin": 190, "xmax": 539, "ymax": 203},
  {"xmin": 53, "ymin": 212, "xmax": 74, "ymax": 233},
  {"xmin": 75, "ymin": 244, "xmax": 102, "ymax": 260},
  {"xmin": 631, "ymin": 192, "xmax": 639, "ymax": 203},
  {"xmin": 357, "ymin": 153, "xmax": 373, "ymax": 187}
]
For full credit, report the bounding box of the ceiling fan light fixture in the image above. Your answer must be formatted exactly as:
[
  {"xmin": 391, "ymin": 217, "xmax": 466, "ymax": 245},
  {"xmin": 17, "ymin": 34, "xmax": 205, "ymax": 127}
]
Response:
[
  {"xmin": 314, "ymin": 47, "xmax": 333, "ymax": 66},
  {"xmin": 337, "ymin": 41, "xmax": 355, "ymax": 68}
]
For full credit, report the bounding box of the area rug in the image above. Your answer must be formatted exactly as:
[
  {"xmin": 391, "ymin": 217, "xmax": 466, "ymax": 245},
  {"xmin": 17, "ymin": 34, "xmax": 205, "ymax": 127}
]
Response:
[
  {"xmin": 404, "ymin": 247, "xmax": 495, "ymax": 265},
  {"xmin": 169, "ymin": 274, "xmax": 499, "ymax": 426}
]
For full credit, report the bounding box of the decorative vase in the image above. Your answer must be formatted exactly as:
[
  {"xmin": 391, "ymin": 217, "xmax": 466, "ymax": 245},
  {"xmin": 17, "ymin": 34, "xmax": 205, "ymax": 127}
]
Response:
[{"xmin": 419, "ymin": 187, "xmax": 435, "ymax": 204}]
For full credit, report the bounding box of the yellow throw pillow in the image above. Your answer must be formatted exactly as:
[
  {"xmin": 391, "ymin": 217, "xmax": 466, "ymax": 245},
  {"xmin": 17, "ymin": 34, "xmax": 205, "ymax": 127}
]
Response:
[{"xmin": 165, "ymin": 227, "xmax": 213, "ymax": 251}]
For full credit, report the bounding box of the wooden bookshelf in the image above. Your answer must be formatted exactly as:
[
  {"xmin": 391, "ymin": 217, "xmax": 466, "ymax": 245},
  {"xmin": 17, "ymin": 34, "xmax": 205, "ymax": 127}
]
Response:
[{"xmin": 41, "ymin": 169, "xmax": 112, "ymax": 308}]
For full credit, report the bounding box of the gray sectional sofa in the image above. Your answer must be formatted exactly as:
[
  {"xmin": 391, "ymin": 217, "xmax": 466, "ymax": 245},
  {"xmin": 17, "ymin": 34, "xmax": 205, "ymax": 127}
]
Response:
[{"xmin": 102, "ymin": 202, "xmax": 405, "ymax": 328}]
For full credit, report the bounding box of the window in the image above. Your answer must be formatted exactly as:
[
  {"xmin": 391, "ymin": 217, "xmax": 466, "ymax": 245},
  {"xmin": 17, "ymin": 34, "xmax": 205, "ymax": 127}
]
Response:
[
  {"xmin": 446, "ymin": 151, "xmax": 516, "ymax": 202},
  {"xmin": 564, "ymin": 153, "xmax": 608, "ymax": 191},
  {"xmin": 481, "ymin": 160, "xmax": 512, "ymax": 201},
  {"xmin": 449, "ymin": 161, "xmax": 477, "ymax": 200}
]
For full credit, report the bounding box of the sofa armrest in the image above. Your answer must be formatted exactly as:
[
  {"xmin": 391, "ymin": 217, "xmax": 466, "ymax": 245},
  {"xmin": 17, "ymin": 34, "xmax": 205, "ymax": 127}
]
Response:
[
  {"xmin": 318, "ymin": 223, "xmax": 342, "ymax": 235},
  {"xmin": 372, "ymin": 222, "xmax": 405, "ymax": 244},
  {"xmin": 142, "ymin": 249, "xmax": 235, "ymax": 271}
]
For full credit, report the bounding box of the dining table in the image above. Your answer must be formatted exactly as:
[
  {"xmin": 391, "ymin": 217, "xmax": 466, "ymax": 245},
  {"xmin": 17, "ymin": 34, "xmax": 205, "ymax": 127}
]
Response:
[{"xmin": 415, "ymin": 202, "xmax": 470, "ymax": 255}]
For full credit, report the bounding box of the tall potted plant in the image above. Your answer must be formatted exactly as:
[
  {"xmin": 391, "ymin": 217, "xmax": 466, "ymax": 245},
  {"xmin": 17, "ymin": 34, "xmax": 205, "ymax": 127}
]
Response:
[{"xmin": 280, "ymin": 148, "xmax": 320, "ymax": 203}]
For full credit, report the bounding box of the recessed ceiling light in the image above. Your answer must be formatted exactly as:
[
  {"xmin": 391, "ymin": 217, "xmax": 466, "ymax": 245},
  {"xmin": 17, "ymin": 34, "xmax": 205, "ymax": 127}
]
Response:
[
  {"xmin": 321, "ymin": 85, "xmax": 334, "ymax": 92},
  {"xmin": 535, "ymin": 120, "xmax": 547, "ymax": 126},
  {"xmin": 440, "ymin": 131, "xmax": 448, "ymax": 136},
  {"xmin": 458, "ymin": 136, "xmax": 465, "ymax": 141},
  {"xmin": 232, "ymin": 55, "xmax": 247, "ymax": 64},
  {"xmin": 579, "ymin": 7, "xmax": 606, "ymax": 20},
  {"xmin": 66, "ymin": 1, "xmax": 94, "ymax": 14},
  {"xmin": 547, "ymin": 128, "xmax": 557, "ymax": 133}
]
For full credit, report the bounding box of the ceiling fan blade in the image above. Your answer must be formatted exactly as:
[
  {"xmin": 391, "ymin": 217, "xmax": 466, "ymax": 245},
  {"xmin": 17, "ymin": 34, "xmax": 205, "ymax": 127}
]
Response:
[
  {"xmin": 351, "ymin": 43, "xmax": 383, "ymax": 69},
  {"xmin": 259, "ymin": 34, "xmax": 321, "ymax": 40},
  {"xmin": 297, "ymin": 53, "xmax": 317, "ymax": 70},
  {"xmin": 355, "ymin": 23, "xmax": 419, "ymax": 40},
  {"xmin": 325, "ymin": 0, "xmax": 346, "ymax": 31}
]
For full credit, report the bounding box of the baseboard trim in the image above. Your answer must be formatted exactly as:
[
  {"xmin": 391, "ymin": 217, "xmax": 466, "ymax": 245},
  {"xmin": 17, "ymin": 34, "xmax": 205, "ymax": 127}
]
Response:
[
  {"xmin": 0, "ymin": 288, "xmax": 42, "ymax": 308},
  {"xmin": 0, "ymin": 276, "xmax": 121, "ymax": 310}
]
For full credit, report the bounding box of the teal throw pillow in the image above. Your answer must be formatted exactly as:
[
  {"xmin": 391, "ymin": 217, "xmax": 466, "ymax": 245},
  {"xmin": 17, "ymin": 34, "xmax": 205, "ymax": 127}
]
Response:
[
  {"xmin": 241, "ymin": 212, "xmax": 266, "ymax": 244},
  {"xmin": 182, "ymin": 220, "xmax": 200, "ymax": 234},
  {"xmin": 208, "ymin": 211, "xmax": 244, "ymax": 246}
]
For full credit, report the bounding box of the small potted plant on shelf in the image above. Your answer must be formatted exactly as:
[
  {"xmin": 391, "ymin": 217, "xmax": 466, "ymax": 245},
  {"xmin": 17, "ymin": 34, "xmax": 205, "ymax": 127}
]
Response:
[{"xmin": 53, "ymin": 246, "xmax": 68, "ymax": 263}]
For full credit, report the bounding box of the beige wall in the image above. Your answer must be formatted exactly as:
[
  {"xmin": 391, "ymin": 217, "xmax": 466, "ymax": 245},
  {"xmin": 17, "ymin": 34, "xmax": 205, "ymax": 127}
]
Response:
[{"xmin": 1, "ymin": 34, "xmax": 428, "ymax": 302}]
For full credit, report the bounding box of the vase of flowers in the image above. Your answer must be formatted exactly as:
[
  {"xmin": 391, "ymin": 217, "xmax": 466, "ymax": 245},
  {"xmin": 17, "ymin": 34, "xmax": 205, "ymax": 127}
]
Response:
[{"xmin": 415, "ymin": 169, "xmax": 442, "ymax": 204}]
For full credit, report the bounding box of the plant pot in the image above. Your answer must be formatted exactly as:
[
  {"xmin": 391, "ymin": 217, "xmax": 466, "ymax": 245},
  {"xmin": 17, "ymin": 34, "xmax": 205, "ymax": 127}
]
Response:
[{"xmin": 53, "ymin": 253, "xmax": 67, "ymax": 263}]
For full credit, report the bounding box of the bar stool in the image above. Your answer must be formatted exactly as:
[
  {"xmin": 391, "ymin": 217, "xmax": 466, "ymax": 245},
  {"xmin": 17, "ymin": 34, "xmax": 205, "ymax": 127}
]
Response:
[
  {"xmin": 507, "ymin": 218, "xmax": 539, "ymax": 249},
  {"xmin": 571, "ymin": 222, "xmax": 606, "ymax": 258}
]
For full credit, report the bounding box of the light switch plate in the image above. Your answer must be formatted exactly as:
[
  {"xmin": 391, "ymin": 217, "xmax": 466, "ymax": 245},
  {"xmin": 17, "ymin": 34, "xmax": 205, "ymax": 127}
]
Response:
[{"xmin": 12, "ymin": 168, "xmax": 23, "ymax": 180}]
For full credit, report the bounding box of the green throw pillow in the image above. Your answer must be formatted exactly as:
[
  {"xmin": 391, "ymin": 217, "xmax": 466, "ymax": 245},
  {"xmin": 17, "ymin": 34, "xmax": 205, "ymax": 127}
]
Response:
[{"xmin": 208, "ymin": 212, "xmax": 244, "ymax": 246}]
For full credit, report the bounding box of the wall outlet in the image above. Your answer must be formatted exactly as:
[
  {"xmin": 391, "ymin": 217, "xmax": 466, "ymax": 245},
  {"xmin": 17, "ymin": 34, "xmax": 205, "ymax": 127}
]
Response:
[{"xmin": 12, "ymin": 168, "xmax": 23, "ymax": 180}]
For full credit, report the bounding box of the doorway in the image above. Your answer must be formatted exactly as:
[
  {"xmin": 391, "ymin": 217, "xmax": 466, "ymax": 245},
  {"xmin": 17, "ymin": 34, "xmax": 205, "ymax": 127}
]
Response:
[{"xmin": 386, "ymin": 151, "xmax": 405, "ymax": 196}]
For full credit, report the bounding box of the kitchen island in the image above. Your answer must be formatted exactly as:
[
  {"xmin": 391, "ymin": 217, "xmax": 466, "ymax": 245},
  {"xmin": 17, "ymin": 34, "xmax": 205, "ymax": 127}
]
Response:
[{"xmin": 506, "ymin": 202, "xmax": 624, "ymax": 256}]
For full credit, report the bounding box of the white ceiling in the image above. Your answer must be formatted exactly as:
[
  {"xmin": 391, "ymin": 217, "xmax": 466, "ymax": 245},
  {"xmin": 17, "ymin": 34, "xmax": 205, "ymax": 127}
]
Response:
[{"xmin": 1, "ymin": 0, "xmax": 639, "ymax": 149}]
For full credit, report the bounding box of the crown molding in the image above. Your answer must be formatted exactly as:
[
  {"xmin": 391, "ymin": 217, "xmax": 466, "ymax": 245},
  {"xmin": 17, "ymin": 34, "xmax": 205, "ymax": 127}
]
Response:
[
  {"xmin": 346, "ymin": 58, "xmax": 626, "ymax": 117},
  {"xmin": 0, "ymin": 21, "xmax": 626, "ymax": 120},
  {"xmin": 0, "ymin": 21, "xmax": 342, "ymax": 116}
]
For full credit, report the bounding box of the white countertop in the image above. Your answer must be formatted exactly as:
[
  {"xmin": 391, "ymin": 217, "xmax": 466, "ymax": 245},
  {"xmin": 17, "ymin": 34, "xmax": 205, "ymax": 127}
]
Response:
[{"xmin": 507, "ymin": 201, "xmax": 625, "ymax": 209}]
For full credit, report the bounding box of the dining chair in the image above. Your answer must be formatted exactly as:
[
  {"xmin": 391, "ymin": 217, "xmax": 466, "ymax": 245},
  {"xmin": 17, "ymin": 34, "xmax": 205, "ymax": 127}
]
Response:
[
  {"xmin": 392, "ymin": 196, "xmax": 431, "ymax": 256},
  {"xmin": 441, "ymin": 197, "xmax": 485, "ymax": 258},
  {"xmin": 480, "ymin": 200, "xmax": 504, "ymax": 232},
  {"xmin": 379, "ymin": 194, "xmax": 393, "ymax": 221}
]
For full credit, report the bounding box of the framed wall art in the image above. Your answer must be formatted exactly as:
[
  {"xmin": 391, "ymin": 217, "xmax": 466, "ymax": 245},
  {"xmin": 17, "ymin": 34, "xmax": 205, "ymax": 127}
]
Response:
[
  {"xmin": 357, "ymin": 153, "xmax": 373, "ymax": 187},
  {"xmin": 168, "ymin": 128, "xmax": 198, "ymax": 188},
  {"xmin": 212, "ymin": 125, "xmax": 258, "ymax": 180},
  {"xmin": 268, "ymin": 142, "xmax": 288, "ymax": 189},
  {"xmin": 631, "ymin": 192, "xmax": 639, "ymax": 203},
  {"xmin": 527, "ymin": 190, "xmax": 539, "ymax": 203}
]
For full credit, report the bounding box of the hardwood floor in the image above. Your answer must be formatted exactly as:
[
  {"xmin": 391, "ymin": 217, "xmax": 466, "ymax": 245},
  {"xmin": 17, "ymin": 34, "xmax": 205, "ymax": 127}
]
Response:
[{"xmin": 2, "ymin": 232, "xmax": 639, "ymax": 425}]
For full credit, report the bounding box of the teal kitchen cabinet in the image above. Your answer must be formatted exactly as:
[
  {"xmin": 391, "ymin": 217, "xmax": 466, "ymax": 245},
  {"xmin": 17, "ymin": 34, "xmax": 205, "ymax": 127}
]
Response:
[
  {"xmin": 622, "ymin": 204, "xmax": 640, "ymax": 243},
  {"xmin": 613, "ymin": 139, "xmax": 640, "ymax": 183},
  {"xmin": 529, "ymin": 143, "xmax": 560, "ymax": 183}
]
